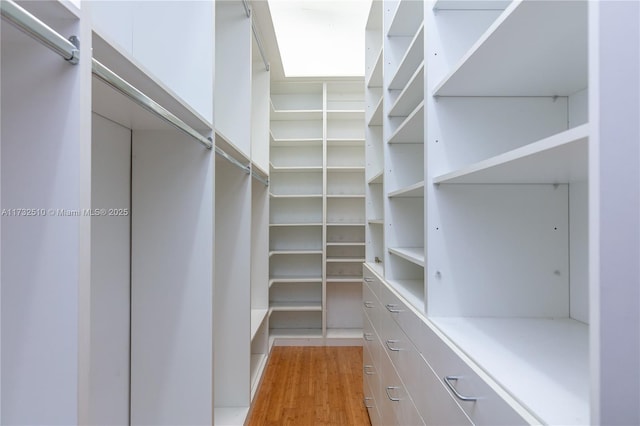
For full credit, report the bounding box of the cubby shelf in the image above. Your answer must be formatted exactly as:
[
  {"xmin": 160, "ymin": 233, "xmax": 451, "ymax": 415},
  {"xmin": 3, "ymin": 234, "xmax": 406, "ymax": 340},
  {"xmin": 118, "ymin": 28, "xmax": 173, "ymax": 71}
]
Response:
[
  {"xmin": 269, "ymin": 302, "xmax": 323, "ymax": 312},
  {"xmin": 327, "ymin": 166, "xmax": 366, "ymax": 173},
  {"xmin": 386, "ymin": 279, "xmax": 424, "ymax": 312},
  {"xmin": 433, "ymin": 124, "xmax": 589, "ymax": 184},
  {"xmin": 368, "ymin": 219, "xmax": 384, "ymax": 225},
  {"xmin": 388, "ymin": 181, "xmax": 424, "ymax": 198},
  {"xmin": 388, "ymin": 101, "xmax": 424, "ymax": 144},
  {"xmin": 270, "ymin": 165, "xmax": 323, "ymax": 172},
  {"xmin": 269, "ymin": 223, "xmax": 323, "ymax": 228},
  {"xmin": 388, "ymin": 247, "xmax": 424, "ymax": 267},
  {"xmin": 388, "ymin": 0, "xmax": 424, "ymax": 37},
  {"xmin": 327, "ymin": 138, "xmax": 365, "ymax": 146},
  {"xmin": 326, "ymin": 257, "xmax": 366, "ymax": 263},
  {"xmin": 389, "ymin": 24, "xmax": 425, "ymax": 91},
  {"xmin": 327, "ymin": 194, "xmax": 366, "ymax": 199},
  {"xmin": 271, "ymin": 138, "xmax": 323, "ymax": 147},
  {"xmin": 250, "ymin": 309, "xmax": 269, "ymax": 341},
  {"xmin": 326, "ymin": 242, "xmax": 366, "ymax": 247},
  {"xmin": 368, "ymin": 97, "xmax": 384, "ymax": 126},
  {"xmin": 270, "ymin": 108, "xmax": 323, "ymax": 121},
  {"xmin": 326, "ymin": 276, "xmax": 364, "ymax": 283},
  {"xmin": 433, "ymin": 0, "xmax": 588, "ymax": 96},
  {"xmin": 268, "ymin": 277, "xmax": 323, "ymax": 287},
  {"xmin": 367, "ymin": 47, "xmax": 384, "ymax": 88},
  {"xmin": 388, "ymin": 64, "xmax": 424, "ymax": 117},
  {"xmin": 368, "ymin": 171, "xmax": 384, "ymax": 184},
  {"xmin": 326, "ymin": 329, "xmax": 363, "ymax": 339},
  {"xmin": 268, "ymin": 250, "xmax": 323, "ymax": 256},
  {"xmin": 269, "ymin": 193, "xmax": 322, "ymax": 199}
]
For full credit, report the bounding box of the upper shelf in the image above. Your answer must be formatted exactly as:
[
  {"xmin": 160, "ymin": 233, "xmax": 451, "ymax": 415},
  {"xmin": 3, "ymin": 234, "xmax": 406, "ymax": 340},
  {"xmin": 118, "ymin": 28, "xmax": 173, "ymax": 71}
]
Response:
[
  {"xmin": 367, "ymin": 47, "xmax": 384, "ymax": 89},
  {"xmin": 388, "ymin": 63, "xmax": 424, "ymax": 117},
  {"xmin": 92, "ymin": 32, "xmax": 213, "ymax": 134},
  {"xmin": 433, "ymin": 0, "xmax": 588, "ymax": 96},
  {"xmin": 388, "ymin": 0, "xmax": 424, "ymax": 37},
  {"xmin": 388, "ymin": 181, "xmax": 424, "ymax": 198},
  {"xmin": 433, "ymin": 124, "xmax": 588, "ymax": 184},
  {"xmin": 388, "ymin": 101, "xmax": 424, "ymax": 144},
  {"xmin": 433, "ymin": 0, "xmax": 511, "ymax": 10},
  {"xmin": 389, "ymin": 24, "xmax": 424, "ymax": 91}
]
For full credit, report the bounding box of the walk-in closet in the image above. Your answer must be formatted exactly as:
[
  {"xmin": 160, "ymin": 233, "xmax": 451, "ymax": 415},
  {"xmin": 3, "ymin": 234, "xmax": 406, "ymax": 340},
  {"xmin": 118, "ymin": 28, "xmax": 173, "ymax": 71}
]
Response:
[{"xmin": 1, "ymin": 0, "xmax": 639, "ymax": 425}]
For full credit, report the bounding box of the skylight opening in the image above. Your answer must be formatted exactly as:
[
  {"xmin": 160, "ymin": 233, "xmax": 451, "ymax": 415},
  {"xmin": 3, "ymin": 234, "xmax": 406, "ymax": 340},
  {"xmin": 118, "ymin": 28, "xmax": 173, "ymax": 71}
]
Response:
[{"xmin": 268, "ymin": 0, "xmax": 372, "ymax": 78}]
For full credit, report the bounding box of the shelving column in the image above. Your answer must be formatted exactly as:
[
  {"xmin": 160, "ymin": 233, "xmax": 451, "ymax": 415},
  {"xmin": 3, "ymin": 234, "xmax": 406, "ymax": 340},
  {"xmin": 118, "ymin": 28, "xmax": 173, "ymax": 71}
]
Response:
[
  {"xmin": 382, "ymin": 0, "xmax": 425, "ymax": 311},
  {"xmin": 269, "ymin": 82, "xmax": 325, "ymax": 342},
  {"xmin": 324, "ymin": 81, "xmax": 366, "ymax": 341},
  {"xmin": 365, "ymin": 0, "xmax": 385, "ymax": 276}
]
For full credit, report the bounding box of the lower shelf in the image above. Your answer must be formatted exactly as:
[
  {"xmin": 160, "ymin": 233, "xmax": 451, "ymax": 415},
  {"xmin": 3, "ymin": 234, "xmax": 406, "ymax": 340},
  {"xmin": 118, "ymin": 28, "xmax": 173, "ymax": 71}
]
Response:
[
  {"xmin": 326, "ymin": 328, "xmax": 363, "ymax": 339},
  {"xmin": 214, "ymin": 407, "xmax": 250, "ymax": 426},
  {"xmin": 431, "ymin": 316, "xmax": 589, "ymax": 426},
  {"xmin": 250, "ymin": 353, "xmax": 268, "ymax": 399}
]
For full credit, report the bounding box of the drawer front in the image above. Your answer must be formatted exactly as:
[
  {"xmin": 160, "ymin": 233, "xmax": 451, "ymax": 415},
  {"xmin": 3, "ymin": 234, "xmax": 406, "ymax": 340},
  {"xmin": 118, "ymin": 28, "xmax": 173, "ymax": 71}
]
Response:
[
  {"xmin": 418, "ymin": 321, "xmax": 529, "ymax": 425},
  {"xmin": 363, "ymin": 264, "xmax": 380, "ymax": 298},
  {"xmin": 379, "ymin": 348, "xmax": 425, "ymax": 426},
  {"xmin": 363, "ymin": 368, "xmax": 381, "ymax": 426},
  {"xmin": 410, "ymin": 352, "xmax": 473, "ymax": 426},
  {"xmin": 362, "ymin": 280, "xmax": 381, "ymax": 335}
]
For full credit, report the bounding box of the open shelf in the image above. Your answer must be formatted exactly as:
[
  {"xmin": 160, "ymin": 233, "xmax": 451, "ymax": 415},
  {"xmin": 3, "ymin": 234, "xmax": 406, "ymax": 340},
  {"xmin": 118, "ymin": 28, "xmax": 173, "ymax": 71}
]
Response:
[
  {"xmin": 368, "ymin": 96, "xmax": 384, "ymax": 127},
  {"xmin": 368, "ymin": 171, "xmax": 384, "ymax": 185},
  {"xmin": 326, "ymin": 242, "xmax": 366, "ymax": 247},
  {"xmin": 326, "ymin": 276, "xmax": 364, "ymax": 283},
  {"xmin": 388, "ymin": 181, "xmax": 424, "ymax": 198},
  {"xmin": 268, "ymin": 276, "xmax": 323, "ymax": 287},
  {"xmin": 269, "ymin": 193, "xmax": 322, "ymax": 199},
  {"xmin": 433, "ymin": 0, "xmax": 511, "ymax": 10},
  {"xmin": 269, "ymin": 223, "xmax": 322, "ymax": 228},
  {"xmin": 269, "ymin": 302, "xmax": 323, "ymax": 312},
  {"xmin": 367, "ymin": 47, "xmax": 384, "ymax": 88},
  {"xmin": 326, "ymin": 328, "xmax": 363, "ymax": 339},
  {"xmin": 434, "ymin": 1, "xmax": 587, "ymax": 96},
  {"xmin": 388, "ymin": 64, "xmax": 424, "ymax": 117},
  {"xmin": 434, "ymin": 124, "xmax": 589, "ymax": 184},
  {"xmin": 388, "ymin": 101, "xmax": 424, "ymax": 144},
  {"xmin": 250, "ymin": 309, "xmax": 268, "ymax": 341},
  {"xmin": 368, "ymin": 219, "xmax": 384, "ymax": 225},
  {"xmin": 270, "ymin": 108, "xmax": 322, "ymax": 121},
  {"xmin": 269, "ymin": 250, "xmax": 323, "ymax": 256},
  {"xmin": 431, "ymin": 316, "xmax": 589, "ymax": 426},
  {"xmin": 270, "ymin": 137, "xmax": 323, "ymax": 147},
  {"xmin": 326, "ymin": 257, "xmax": 366, "ymax": 263},
  {"xmin": 388, "ymin": 247, "xmax": 425, "ymax": 267},
  {"xmin": 389, "ymin": 24, "xmax": 424, "ymax": 91},
  {"xmin": 270, "ymin": 165, "xmax": 323, "ymax": 173},
  {"xmin": 386, "ymin": 279, "xmax": 425, "ymax": 312},
  {"xmin": 269, "ymin": 328, "xmax": 323, "ymax": 341},
  {"xmin": 327, "ymin": 138, "xmax": 365, "ymax": 147},
  {"xmin": 388, "ymin": 0, "xmax": 424, "ymax": 37},
  {"xmin": 327, "ymin": 166, "xmax": 366, "ymax": 173}
]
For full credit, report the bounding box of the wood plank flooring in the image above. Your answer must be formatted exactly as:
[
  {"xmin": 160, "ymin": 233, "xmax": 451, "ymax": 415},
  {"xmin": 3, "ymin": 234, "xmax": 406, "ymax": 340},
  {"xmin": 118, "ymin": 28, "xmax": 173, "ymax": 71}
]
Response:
[{"xmin": 247, "ymin": 346, "xmax": 371, "ymax": 426}]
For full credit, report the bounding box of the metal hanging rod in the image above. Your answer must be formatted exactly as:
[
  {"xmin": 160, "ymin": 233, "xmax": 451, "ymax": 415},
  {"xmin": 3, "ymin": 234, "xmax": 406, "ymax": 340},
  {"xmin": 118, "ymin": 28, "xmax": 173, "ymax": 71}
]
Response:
[
  {"xmin": 241, "ymin": 0, "xmax": 270, "ymax": 72},
  {"xmin": 92, "ymin": 58, "xmax": 213, "ymax": 150},
  {"xmin": 251, "ymin": 168, "xmax": 269, "ymax": 186},
  {"xmin": 0, "ymin": 0, "xmax": 79, "ymax": 64},
  {"xmin": 214, "ymin": 145, "xmax": 250, "ymax": 174}
]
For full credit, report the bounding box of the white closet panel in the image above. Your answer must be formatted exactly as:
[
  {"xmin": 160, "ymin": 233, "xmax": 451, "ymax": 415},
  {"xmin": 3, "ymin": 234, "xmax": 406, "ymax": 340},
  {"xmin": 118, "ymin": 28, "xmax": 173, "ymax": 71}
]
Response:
[
  {"xmin": 131, "ymin": 129, "xmax": 214, "ymax": 425},
  {"xmin": 1, "ymin": 9, "xmax": 84, "ymax": 423},
  {"xmin": 89, "ymin": 114, "xmax": 131, "ymax": 426}
]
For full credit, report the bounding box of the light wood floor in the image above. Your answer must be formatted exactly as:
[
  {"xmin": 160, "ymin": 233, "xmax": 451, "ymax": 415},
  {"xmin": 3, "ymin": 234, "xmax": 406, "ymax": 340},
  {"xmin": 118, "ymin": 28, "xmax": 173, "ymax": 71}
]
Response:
[{"xmin": 247, "ymin": 346, "xmax": 371, "ymax": 426}]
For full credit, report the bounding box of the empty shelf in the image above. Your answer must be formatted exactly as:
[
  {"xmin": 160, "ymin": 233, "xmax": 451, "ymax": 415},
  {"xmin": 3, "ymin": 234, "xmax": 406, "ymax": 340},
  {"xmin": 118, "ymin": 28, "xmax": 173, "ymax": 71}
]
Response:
[
  {"xmin": 388, "ymin": 181, "xmax": 424, "ymax": 198},
  {"xmin": 388, "ymin": 247, "xmax": 425, "ymax": 267}
]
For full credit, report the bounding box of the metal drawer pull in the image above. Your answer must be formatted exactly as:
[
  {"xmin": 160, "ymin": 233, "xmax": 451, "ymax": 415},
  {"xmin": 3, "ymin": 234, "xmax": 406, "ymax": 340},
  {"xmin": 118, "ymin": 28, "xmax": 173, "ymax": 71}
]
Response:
[
  {"xmin": 364, "ymin": 277, "xmax": 374, "ymax": 282},
  {"xmin": 364, "ymin": 333, "xmax": 374, "ymax": 341},
  {"xmin": 385, "ymin": 304, "xmax": 401, "ymax": 313},
  {"xmin": 364, "ymin": 301, "xmax": 375, "ymax": 308},
  {"xmin": 364, "ymin": 364, "xmax": 375, "ymax": 375},
  {"xmin": 443, "ymin": 376, "xmax": 478, "ymax": 402},
  {"xmin": 385, "ymin": 386, "xmax": 400, "ymax": 402},
  {"xmin": 385, "ymin": 339, "xmax": 401, "ymax": 351},
  {"xmin": 364, "ymin": 397, "xmax": 374, "ymax": 408}
]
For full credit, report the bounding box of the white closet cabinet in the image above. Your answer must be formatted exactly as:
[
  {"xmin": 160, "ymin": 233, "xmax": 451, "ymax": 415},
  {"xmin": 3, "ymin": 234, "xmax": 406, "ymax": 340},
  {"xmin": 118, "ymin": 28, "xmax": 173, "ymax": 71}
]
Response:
[
  {"xmin": 269, "ymin": 81, "xmax": 365, "ymax": 344},
  {"xmin": 1, "ymin": 2, "xmax": 89, "ymax": 423},
  {"xmin": 361, "ymin": 0, "xmax": 640, "ymax": 424}
]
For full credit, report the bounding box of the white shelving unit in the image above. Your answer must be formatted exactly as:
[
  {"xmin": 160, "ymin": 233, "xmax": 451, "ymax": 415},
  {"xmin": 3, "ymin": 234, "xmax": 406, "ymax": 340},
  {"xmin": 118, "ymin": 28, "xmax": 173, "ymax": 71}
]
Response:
[
  {"xmin": 268, "ymin": 80, "xmax": 364, "ymax": 344},
  {"xmin": 362, "ymin": 1, "xmax": 640, "ymax": 425}
]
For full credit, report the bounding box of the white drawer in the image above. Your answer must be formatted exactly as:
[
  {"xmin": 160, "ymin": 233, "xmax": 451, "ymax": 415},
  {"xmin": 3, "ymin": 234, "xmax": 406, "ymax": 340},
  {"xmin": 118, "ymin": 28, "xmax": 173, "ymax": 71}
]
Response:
[
  {"xmin": 410, "ymin": 351, "xmax": 473, "ymax": 426},
  {"xmin": 418, "ymin": 321, "xmax": 529, "ymax": 425},
  {"xmin": 362, "ymin": 280, "xmax": 382, "ymax": 335},
  {"xmin": 363, "ymin": 362, "xmax": 381, "ymax": 426},
  {"xmin": 379, "ymin": 347, "xmax": 425, "ymax": 426},
  {"xmin": 363, "ymin": 264, "xmax": 381, "ymax": 297}
]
